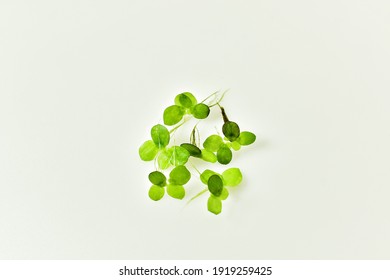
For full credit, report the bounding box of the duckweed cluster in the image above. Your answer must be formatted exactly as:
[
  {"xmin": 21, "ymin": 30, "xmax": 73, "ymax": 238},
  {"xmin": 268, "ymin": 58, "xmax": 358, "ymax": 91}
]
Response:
[{"xmin": 139, "ymin": 91, "xmax": 256, "ymax": 215}]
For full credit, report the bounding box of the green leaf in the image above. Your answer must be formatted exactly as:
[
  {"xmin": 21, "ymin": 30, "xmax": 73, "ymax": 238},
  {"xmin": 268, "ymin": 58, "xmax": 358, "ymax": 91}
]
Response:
[
  {"xmin": 201, "ymin": 149, "xmax": 217, "ymax": 163},
  {"xmin": 148, "ymin": 185, "xmax": 165, "ymax": 201},
  {"xmin": 217, "ymin": 145, "xmax": 233, "ymax": 165},
  {"xmin": 200, "ymin": 169, "xmax": 218, "ymax": 184},
  {"xmin": 150, "ymin": 124, "xmax": 170, "ymax": 148},
  {"xmin": 167, "ymin": 184, "xmax": 185, "ymax": 199},
  {"xmin": 192, "ymin": 103, "xmax": 210, "ymax": 119},
  {"xmin": 168, "ymin": 146, "xmax": 190, "ymax": 166},
  {"xmin": 169, "ymin": 165, "xmax": 191, "ymax": 185},
  {"xmin": 203, "ymin": 135, "xmax": 223, "ymax": 152},
  {"xmin": 220, "ymin": 187, "xmax": 229, "ymax": 200},
  {"xmin": 148, "ymin": 171, "xmax": 166, "ymax": 186},
  {"xmin": 222, "ymin": 167, "xmax": 242, "ymax": 186},
  {"xmin": 222, "ymin": 121, "xmax": 240, "ymax": 141},
  {"xmin": 163, "ymin": 105, "xmax": 185, "ymax": 126},
  {"xmin": 174, "ymin": 92, "xmax": 197, "ymax": 108},
  {"xmin": 180, "ymin": 143, "xmax": 202, "ymax": 158},
  {"xmin": 207, "ymin": 195, "xmax": 222, "ymax": 215},
  {"xmin": 238, "ymin": 131, "xmax": 256, "ymax": 145},
  {"xmin": 139, "ymin": 140, "xmax": 158, "ymax": 161},
  {"xmin": 208, "ymin": 174, "xmax": 223, "ymax": 197},
  {"xmin": 231, "ymin": 141, "xmax": 241, "ymax": 151},
  {"xmin": 157, "ymin": 149, "xmax": 171, "ymax": 170}
]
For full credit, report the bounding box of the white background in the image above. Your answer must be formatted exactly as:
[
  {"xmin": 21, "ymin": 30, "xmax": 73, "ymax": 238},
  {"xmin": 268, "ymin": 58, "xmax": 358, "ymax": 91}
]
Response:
[{"xmin": 1, "ymin": 0, "xmax": 389, "ymax": 259}]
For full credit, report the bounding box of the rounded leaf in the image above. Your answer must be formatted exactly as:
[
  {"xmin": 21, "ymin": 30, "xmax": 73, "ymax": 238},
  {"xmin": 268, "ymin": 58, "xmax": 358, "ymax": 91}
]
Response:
[
  {"xmin": 220, "ymin": 187, "xmax": 229, "ymax": 200},
  {"xmin": 222, "ymin": 167, "xmax": 243, "ymax": 187},
  {"xmin": 231, "ymin": 141, "xmax": 241, "ymax": 151},
  {"xmin": 203, "ymin": 135, "xmax": 223, "ymax": 152},
  {"xmin": 207, "ymin": 195, "xmax": 222, "ymax": 215},
  {"xmin": 148, "ymin": 185, "xmax": 165, "ymax": 201},
  {"xmin": 180, "ymin": 143, "xmax": 202, "ymax": 157},
  {"xmin": 174, "ymin": 92, "xmax": 197, "ymax": 108},
  {"xmin": 222, "ymin": 121, "xmax": 240, "ymax": 141},
  {"xmin": 217, "ymin": 145, "xmax": 233, "ymax": 165},
  {"xmin": 169, "ymin": 165, "xmax": 191, "ymax": 185},
  {"xmin": 163, "ymin": 105, "xmax": 185, "ymax": 126},
  {"xmin": 151, "ymin": 124, "xmax": 170, "ymax": 148},
  {"xmin": 139, "ymin": 140, "xmax": 158, "ymax": 161},
  {"xmin": 208, "ymin": 175, "xmax": 223, "ymax": 197},
  {"xmin": 201, "ymin": 149, "xmax": 217, "ymax": 163},
  {"xmin": 168, "ymin": 146, "xmax": 190, "ymax": 166},
  {"xmin": 157, "ymin": 149, "xmax": 171, "ymax": 170},
  {"xmin": 238, "ymin": 131, "xmax": 256, "ymax": 146},
  {"xmin": 192, "ymin": 103, "xmax": 210, "ymax": 119},
  {"xmin": 167, "ymin": 184, "xmax": 185, "ymax": 199},
  {"xmin": 148, "ymin": 171, "xmax": 166, "ymax": 186},
  {"xmin": 200, "ymin": 169, "xmax": 218, "ymax": 185}
]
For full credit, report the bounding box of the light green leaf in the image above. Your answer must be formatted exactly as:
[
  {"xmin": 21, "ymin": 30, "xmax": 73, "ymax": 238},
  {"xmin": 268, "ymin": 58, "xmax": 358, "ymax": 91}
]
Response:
[
  {"xmin": 220, "ymin": 187, "xmax": 229, "ymax": 200},
  {"xmin": 192, "ymin": 103, "xmax": 210, "ymax": 119},
  {"xmin": 163, "ymin": 105, "xmax": 185, "ymax": 126},
  {"xmin": 203, "ymin": 135, "xmax": 223, "ymax": 152},
  {"xmin": 217, "ymin": 145, "xmax": 232, "ymax": 165},
  {"xmin": 238, "ymin": 131, "xmax": 256, "ymax": 146},
  {"xmin": 208, "ymin": 174, "xmax": 223, "ymax": 197},
  {"xmin": 231, "ymin": 141, "xmax": 241, "ymax": 151},
  {"xmin": 169, "ymin": 165, "xmax": 191, "ymax": 185},
  {"xmin": 207, "ymin": 195, "xmax": 222, "ymax": 215},
  {"xmin": 157, "ymin": 149, "xmax": 171, "ymax": 170},
  {"xmin": 174, "ymin": 92, "xmax": 197, "ymax": 108},
  {"xmin": 180, "ymin": 143, "xmax": 202, "ymax": 158},
  {"xmin": 148, "ymin": 171, "xmax": 166, "ymax": 186},
  {"xmin": 222, "ymin": 121, "xmax": 240, "ymax": 141},
  {"xmin": 168, "ymin": 146, "xmax": 190, "ymax": 166},
  {"xmin": 222, "ymin": 167, "xmax": 242, "ymax": 187},
  {"xmin": 167, "ymin": 184, "xmax": 185, "ymax": 199},
  {"xmin": 139, "ymin": 140, "xmax": 158, "ymax": 161},
  {"xmin": 200, "ymin": 169, "xmax": 218, "ymax": 185},
  {"xmin": 151, "ymin": 124, "xmax": 170, "ymax": 148},
  {"xmin": 201, "ymin": 149, "xmax": 217, "ymax": 163},
  {"xmin": 148, "ymin": 185, "xmax": 165, "ymax": 201}
]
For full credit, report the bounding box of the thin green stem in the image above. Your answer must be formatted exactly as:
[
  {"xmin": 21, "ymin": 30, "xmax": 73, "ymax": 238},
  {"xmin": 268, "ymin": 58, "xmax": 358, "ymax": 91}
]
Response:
[
  {"xmin": 186, "ymin": 188, "xmax": 208, "ymax": 205},
  {"xmin": 209, "ymin": 89, "xmax": 229, "ymax": 107},
  {"xmin": 200, "ymin": 90, "xmax": 221, "ymax": 104}
]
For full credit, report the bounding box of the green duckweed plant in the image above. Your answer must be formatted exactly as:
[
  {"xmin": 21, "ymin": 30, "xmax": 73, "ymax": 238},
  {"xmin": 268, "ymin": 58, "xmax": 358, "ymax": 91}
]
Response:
[{"xmin": 138, "ymin": 91, "xmax": 256, "ymax": 215}]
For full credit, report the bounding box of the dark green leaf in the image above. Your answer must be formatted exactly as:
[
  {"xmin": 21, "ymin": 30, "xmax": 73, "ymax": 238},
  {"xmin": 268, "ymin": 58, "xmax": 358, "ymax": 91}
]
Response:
[
  {"xmin": 139, "ymin": 140, "xmax": 158, "ymax": 161},
  {"xmin": 151, "ymin": 124, "xmax": 170, "ymax": 148},
  {"xmin": 180, "ymin": 143, "xmax": 202, "ymax": 157},
  {"xmin": 217, "ymin": 145, "xmax": 233, "ymax": 165},
  {"xmin": 200, "ymin": 169, "xmax": 218, "ymax": 184},
  {"xmin": 148, "ymin": 171, "xmax": 166, "ymax": 186},
  {"xmin": 192, "ymin": 103, "xmax": 210, "ymax": 119},
  {"xmin": 169, "ymin": 165, "xmax": 191, "ymax": 185},
  {"xmin": 208, "ymin": 174, "xmax": 223, "ymax": 197},
  {"xmin": 163, "ymin": 105, "xmax": 185, "ymax": 126},
  {"xmin": 222, "ymin": 121, "xmax": 240, "ymax": 141}
]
